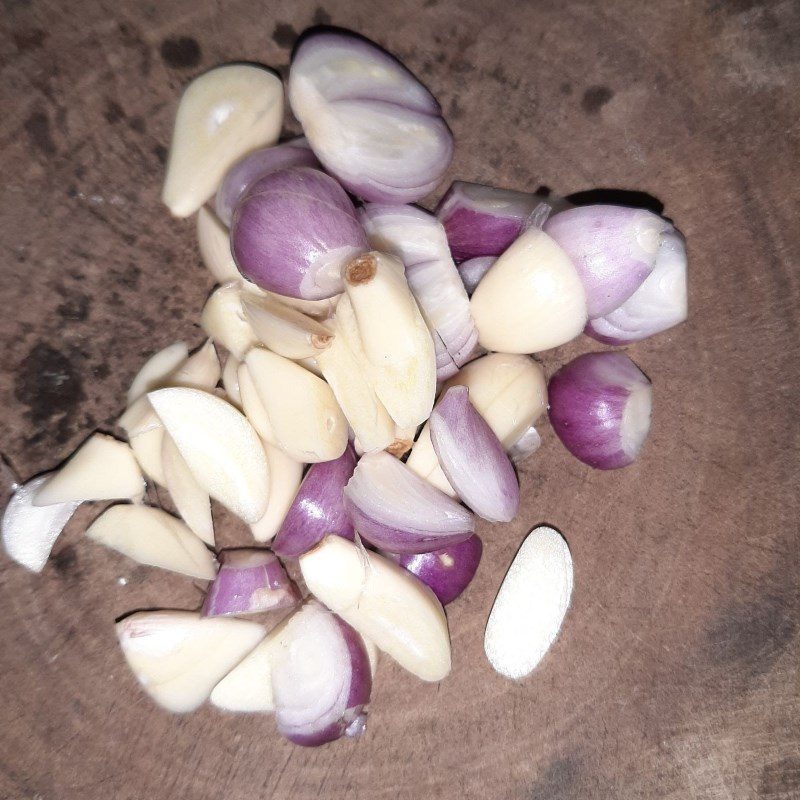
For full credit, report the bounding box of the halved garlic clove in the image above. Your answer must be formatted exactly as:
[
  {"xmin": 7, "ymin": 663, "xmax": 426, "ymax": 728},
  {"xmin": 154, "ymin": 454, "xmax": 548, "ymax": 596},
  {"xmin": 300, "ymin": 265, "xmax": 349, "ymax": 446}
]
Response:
[
  {"xmin": 149, "ymin": 388, "xmax": 269, "ymax": 524},
  {"xmin": 221, "ymin": 355, "xmax": 242, "ymax": 407},
  {"xmin": 33, "ymin": 434, "xmax": 144, "ymax": 506},
  {"xmin": 126, "ymin": 341, "xmax": 188, "ymax": 406},
  {"xmin": 250, "ymin": 442, "xmax": 303, "ymax": 543},
  {"xmin": 116, "ymin": 611, "xmax": 265, "ymax": 713},
  {"xmin": 201, "ymin": 283, "xmax": 258, "ymax": 360},
  {"xmin": 168, "ymin": 339, "xmax": 221, "ymax": 390},
  {"xmin": 245, "ymin": 348, "xmax": 348, "ymax": 463},
  {"xmin": 300, "ymin": 536, "xmax": 451, "ymax": 682},
  {"xmin": 470, "ymin": 227, "xmax": 588, "ymax": 353},
  {"xmin": 237, "ymin": 363, "xmax": 275, "ymax": 441},
  {"xmin": 162, "ymin": 64, "xmax": 283, "ymax": 218},
  {"xmin": 86, "ymin": 505, "xmax": 217, "ymax": 580},
  {"xmin": 1, "ymin": 474, "xmax": 80, "ymax": 572},
  {"xmin": 161, "ymin": 434, "xmax": 214, "ymax": 546},
  {"xmin": 197, "ymin": 206, "xmax": 240, "ymax": 284},
  {"xmin": 342, "ymin": 252, "xmax": 436, "ymax": 429},
  {"xmin": 242, "ymin": 292, "xmax": 335, "ymax": 360}
]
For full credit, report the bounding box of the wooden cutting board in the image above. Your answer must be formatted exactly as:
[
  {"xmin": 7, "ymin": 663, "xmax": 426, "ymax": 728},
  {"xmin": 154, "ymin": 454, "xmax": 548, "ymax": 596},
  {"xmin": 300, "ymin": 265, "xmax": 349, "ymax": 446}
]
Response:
[{"xmin": 0, "ymin": 1, "xmax": 797, "ymax": 798}]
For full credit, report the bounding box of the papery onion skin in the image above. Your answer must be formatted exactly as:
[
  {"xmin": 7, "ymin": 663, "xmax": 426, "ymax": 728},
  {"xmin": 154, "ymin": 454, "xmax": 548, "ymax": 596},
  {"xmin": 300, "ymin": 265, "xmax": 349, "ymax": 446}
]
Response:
[
  {"xmin": 430, "ymin": 387, "xmax": 519, "ymax": 522},
  {"xmin": 508, "ymin": 425, "xmax": 542, "ymax": 464},
  {"xmin": 344, "ymin": 450, "xmax": 475, "ymax": 553},
  {"xmin": 231, "ymin": 167, "xmax": 367, "ymax": 300},
  {"xmin": 215, "ymin": 138, "xmax": 320, "ymax": 226},
  {"xmin": 543, "ymin": 204, "xmax": 672, "ymax": 319},
  {"xmin": 585, "ymin": 228, "xmax": 688, "ymax": 344},
  {"xmin": 201, "ymin": 549, "xmax": 300, "ymax": 618},
  {"xmin": 548, "ymin": 351, "xmax": 653, "ymax": 469},
  {"xmin": 385, "ymin": 534, "xmax": 482, "ymax": 605},
  {"xmin": 271, "ymin": 445, "xmax": 358, "ymax": 559},
  {"xmin": 458, "ymin": 256, "xmax": 496, "ymax": 295}
]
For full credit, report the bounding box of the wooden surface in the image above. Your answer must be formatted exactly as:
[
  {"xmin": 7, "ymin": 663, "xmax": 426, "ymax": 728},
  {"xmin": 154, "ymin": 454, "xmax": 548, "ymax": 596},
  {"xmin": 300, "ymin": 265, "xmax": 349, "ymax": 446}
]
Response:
[{"xmin": 1, "ymin": 1, "xmax": 798, "ymax": 798}]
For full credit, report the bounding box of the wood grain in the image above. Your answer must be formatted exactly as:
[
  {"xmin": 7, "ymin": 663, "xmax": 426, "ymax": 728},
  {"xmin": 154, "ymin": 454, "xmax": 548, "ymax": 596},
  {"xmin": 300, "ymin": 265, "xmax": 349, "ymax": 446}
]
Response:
[{"xmin": 0, "ymin": 1, "xmax": 798, "ymax": 798}]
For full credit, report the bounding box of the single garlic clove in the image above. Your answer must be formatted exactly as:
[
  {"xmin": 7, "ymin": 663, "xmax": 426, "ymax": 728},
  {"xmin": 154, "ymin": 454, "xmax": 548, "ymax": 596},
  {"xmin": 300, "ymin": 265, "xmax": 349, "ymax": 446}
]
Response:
[
  {"xmin": 237, "ymin": 363, "xmax": 275, "ymax": 442},
  {"xmin": 130, "ymin": 426, "xmax": 167, "ymax": 486},
  {"xmin": 300, "ymin": 536, "xmax": 451, "ymax": 682},
  {"xmin": 201, "ymin": 283, "xmax": 258, "ymax": 360},
  {"xmin": 470, "ymin": 227, "xmax": 588, "ymax": 353},
  {"xmin": 242, "ymin": 293, "xmax": 335, "ymax": 360},
  {"xmin": 197, "ymin": 206, "xmax": 240, "ymax": 284},
  {"xmin": 245, "ymin": 348, "xmax": 348, "ymax": 463},
  {"xmin": 167, "ymin": 339, "xmax": 221, "ymax": 390},
  {"xmin": 484, "ymin": 526, "xmax": 573, "ymax": 679},
  {"xmin": 86, "ymin": 505, "xmax": 217, "ymax": 580},
  {"xmin": 126, "ymin": 341, "xmax": 188, "ymax": 406},
  {"xmin": 363, "ymin": 636, "xmax": 379, "ymax": 678},
  {"xmin": 221, "ymin": 355, "xmax": 242, "ymax": 407},
  {"xmin": 342, "ymin": 253, "xmax": 436, "ymax": 429},
  {"xmin": 294, "ymin": 355, "xmax": 323, "ymax": 377},
  {"xmin": 148, "ymin": 387, "xmax": 270, "ymax": 524},
  {"xmin": 33, "ymin": 434, "xmax": 144, "ymax": 506},
  {"xmin": 405, "ymin": 424, "xmax": 456, "ymax": 496},
  {"xmin": 250, "ymin": 442, "xmax": 303, "ymax": 543},
  {"xmin": 2, "ymin": 474, "xmax": 80, "ymax": 572},
  {"xmin": 265, "ymin": 291, "xmax": 341, "ymax": 320},
  {"xmin": 116, "ymin": 611, "xmax": 265, "ymax": 713},
  {"xmin": 162, "ymin": 64, "xmax": 284, "ymax": 218},
  {"xmin": 161, "ymin": 434, "xmax": 214, "ymax": 546}
]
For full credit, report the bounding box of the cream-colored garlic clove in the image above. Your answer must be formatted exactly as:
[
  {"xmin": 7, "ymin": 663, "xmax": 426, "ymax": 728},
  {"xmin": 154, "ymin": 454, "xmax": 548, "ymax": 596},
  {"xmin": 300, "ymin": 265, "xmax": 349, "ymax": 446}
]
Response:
[
  {"xmin": 162, "ymin": 65, "xmax": 283, "ymax": 218},
  {"xmin": 245, "ymin": 348, "xmax": 348, "ymax": 463},
  {"xmin": 116, "ymin": 611, "xmax": 265, "ymax": 713},
  {"xmin": 119, "ymin": 397, "xmax": 167, "ymax": 485},
  {"xmin": 221, "ymin": 355, "xmax": 242, "ymax": 407},
  {"xmin": 405, "ymin": 424, "xmax": 457, "ymax": 496},
  {"xmin": 293, "ymin": 356, "xmax": 323, "ymax": 377},
  {"xmin": 148, "ymin": 388, "xmax": 269, "ymax": 524},
  {"xmin": 237, "ymin": 363, "xmax": 275, "ymax": 442},
  {"xmin": 242, "ymin": 293, "xmax": 335, "ymax": 360},
  {"xmin": 300, "ymin": 536, "xmax": 451, "ymax": 682},
  {"xmin": 201, "ymin": 283, "xmax": 258, "ymax": 360},
  {"xmin": 126, "ymin": 341, "xmax": 188, "ymax": 406},
  {"xmin": 250, "ymin": 442, "xmax": 303, "ymax": 543},
  {"xmin": 197, "ymin": 206, "xmax": 240, "ymax": 283},
  {"xmin": 33, "ymin": 434, "xmax": 144, "ymax": 506},
  {"xmin": 161, "ymin": 434, "xmax": 214, "ymax": 546},
  {"xmin": 265, "ymin": 291, "xmax": 341, "ymax": 320},
  {"xmin": 86, "ymin": 505, "xmax": 217, "ymax": 580},
  {"xmin": 168, "ymin": 339, "xmax": 221, "ymax": 390},
  {"xmin": 470, "ymin": 228, "xmax": 587, "ymax": 353},
  {"xmin": 343, "ymin": 252, "xmax": 436, "ymax": 429}
]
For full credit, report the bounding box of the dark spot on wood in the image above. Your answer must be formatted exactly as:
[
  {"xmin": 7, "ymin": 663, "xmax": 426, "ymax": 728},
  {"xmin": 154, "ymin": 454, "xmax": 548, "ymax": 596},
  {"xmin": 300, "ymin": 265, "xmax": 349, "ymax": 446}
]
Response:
[
  {"xmin": 57, "ymin": 293, "xmax": 90, "ymax": 322},
  {"xmin": 535, "ymin": 185, "xmax": 552, "ymax": 197},
  {"xmin": 24, "ymin": 111, "xmax": 56, "ymax": 156},
  {"xmin": 116, "ymin": 263, "xmax": 141, "ymax": 289},
  {"xmin": 153, "ymin": 144, "xmax": 167, "ymax": 164},
  {"xmin": 13, "ymin": 28, "xmax": 47, "ymax": 51},
  {"xmin": 160, "ymin": 36, "xmax": 201, "ymax": 69},
  {"xmin": 530, "ymin": 756, "xmax": 580, "ymax": 800},
  {"xmin": 560, "ymin": 81, "xmax": 573, "ymax": 95},
  {"xmin": 51, "ymin": 544, "xmax": 79, "ymax": 578},
  {"xmin": 14, "ymin": 343, "xmax": 85, "ymax": 428},
  {"xmin": 128, "ymin": 116, "xmax": 146, "ymax": 134},
  {"xmin": 581, "ymin": 85, "xmax": 614, "ymax": 114},
  {"xmin": 448, "ymin": 96, "xmax": 464, "ymax": 119},
  {"xmin": 312, "ymin": 7, "xmax": 331, "ymax": 25},
  {"xmin": 93, "ymin": 363, "xmax": 110, "ymax": 380},
  {"xmin": 104, "ymin": 100, "xmax": 125, "ymax": 124},
  {"xmin": 566, "ymin": 188, "xmax": 664, "ymax": 215},
  {"xmin": 273, "ymin": 22, "xmax": 298, "ymax": 49},
  {"xmin": 759, "ymin": 757, "xmax": 800, "ymax": 798}
]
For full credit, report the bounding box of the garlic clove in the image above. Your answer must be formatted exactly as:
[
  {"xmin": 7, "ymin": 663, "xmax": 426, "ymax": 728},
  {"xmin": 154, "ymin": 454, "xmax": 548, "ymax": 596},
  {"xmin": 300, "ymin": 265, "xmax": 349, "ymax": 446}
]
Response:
[
  {"xmin": 386, "ymin": 424, "xmax": 418, "ymax": 459},
  {"xmin": 126, "ymin": 341, "xmax": 188, "ymax": 406},
  {"xmin": 2, "ymin": 474, "xmax": 80, "ymax": 572},
  {"xmin": 130, "ymin": 426, "xmax": 167, "ymax": 486},
  {"xmin": 342, "ymin": 253, "xmax": 436, "ymax": 429},
  {"xmin": 167, "ymin": 339, "xmax": 221, "ymax": 390},
  {"xmin": 470, "ymin": 227, "xmax": 588, "ymax": 353},
  {"xmin": 221, "ymin": 355, "xmax": 242, "ymax": 407},
  {"xmin": 294, "ymin": 356, "xmax": 323, "ymax": 377},
  {"xmin": 162, "ymin": 65, "xmax": 283, "ymax": 218},
  {"xmin": 33, "ymin": 434, "xmax": 144, "ymax": 506},
  {"xmin": 197, "ymin": 206, "xmax": 240, "ymax": 284},
  {"xmin": 161, "ymin": 434, "xmax": 214, "ymax": 546},
  {"xmin": 148, "ymin": 388, "xmax": 270, "ymax": 524},
  {"xmin": 118, "ymin": 395, "xmax": 158, "ymax": 438},
  {"xmin": 300, "ymin": 536, "xmax": 451, "ymax": 682},
  {"xmin": 86, "ymin": 505, "xmax": 217, "ymax": 580},
  {"xmin": 201, "ymin": 283, "xmax": 258, "ymax": 360},
  {"xmin": 116, "ymin": 611, "xmax": 265, "ymax": 713},
  {"xmin": 265, "ymin": 291, "xmax": 341, "ymax": 320},
  {"xmin": 237, "ymin": 363, "xmax": 275, "ymax": 442},
  {"xmin": 244, "ymin": 348, "xmax": 348, "ymax": 463},
  {"xmin": 405, "ymin": 424, "xmax": 456, "ymax": 496},
  {"xmin": 250, "ymin": 442, "xmax": 303, "ymax": 543}
]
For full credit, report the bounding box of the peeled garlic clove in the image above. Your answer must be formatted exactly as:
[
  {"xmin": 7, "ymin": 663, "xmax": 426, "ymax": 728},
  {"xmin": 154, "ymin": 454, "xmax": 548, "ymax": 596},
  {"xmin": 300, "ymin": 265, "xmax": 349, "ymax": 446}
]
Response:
[
  {"xmin": 197, "ymin": 206, "xmax": 239, "ymax": 284},
  {"xmin": 405, "ymin": 424, "xmax": 456, "ymax": 496},
  {"xmin": 343, "ymin": 252, "xmax": 436, "ymax": 429},
  {"xmin": 2, "ymin": 474, "xmax": 80, "ymax": 572},
  {"xmin": 265, "ymin": 291, "xmax": 341, "ymax": 320},
  {"xmin": 148, "ymin": 388, "xmax": 269, "ymax": 524},
  {"xmin": 221, "ymin": 355, "xmax": 242, "ymax": 407},
  {"xmin": 250, "ymin": 442, "xmax": 303, "ymax": 543},
  {"xmin": 126, "ymin": 341, "xmax": 188, "ymax": 406},
  {"xmin": 86, "ymin": 505, "xmax": 217, "ymax": 580},
  {"xmin": 245, "ymin": 348, "xmax": 348, "ymax": 463},
  {"xmin": 242, "ymin": 293, "xmax": 334, "ymax": 360},
  {"xmin": 470, "ymin": 227, "xmax": 587, "ymax": 353},
  {"xmin": 161, "ymin": 434, "xmax": 214, "ymax": 546},
  {"xmin": 130, "ymin": 426, "xmax": 167, "ymax": 486},
  {"xmin": 201, "ymin": 283, "xmax": 258, "ymax": 360},
  {"xmin": 116, "ymin": 611, "xmax": 265, "ymax": 713},
  {"xmin": 167, "ymin": 339, "xmax": 221, "ymax": 390},
  {"xmin": 294, "ymin": 355, "xmax": 323, "ymax": 377},
  {"xmin": 484, "ymin": 526, "xmax": 573, "ymax": 679},
  {"xmin": 162, "ymin": 64, "xmax": 283, "ymax": 218},
  {"xmin": 237, "ymin": 363, "xmax": 275, "ymax": 441},
  {"xmin": 300, "ymin": 536, "xmax": 451, "ymax": 682},
  {"xmin": 33, "ymin": 434, "xmax": 143, "ymax": 506}
]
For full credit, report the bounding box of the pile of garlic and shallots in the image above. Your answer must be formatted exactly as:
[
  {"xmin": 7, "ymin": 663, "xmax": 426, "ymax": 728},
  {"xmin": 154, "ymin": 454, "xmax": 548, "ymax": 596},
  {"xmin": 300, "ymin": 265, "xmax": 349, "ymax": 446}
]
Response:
[{"xmin": 1, "ymin": 28, "xmax": 687, "ymax": 746}]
